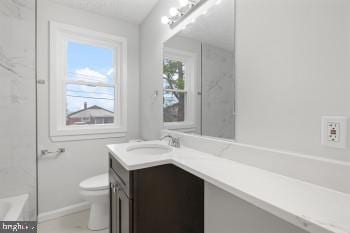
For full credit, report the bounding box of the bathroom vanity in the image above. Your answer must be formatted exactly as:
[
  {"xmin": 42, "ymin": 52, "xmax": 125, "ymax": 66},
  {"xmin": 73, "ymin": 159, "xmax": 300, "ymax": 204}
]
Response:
[
  {"xmin": 108, "ymin": 141, "xmax": 350, "ymax": 233},
  {"xmin": 109, "ymin": 150, "xmax": 204, "ymax": 233}
]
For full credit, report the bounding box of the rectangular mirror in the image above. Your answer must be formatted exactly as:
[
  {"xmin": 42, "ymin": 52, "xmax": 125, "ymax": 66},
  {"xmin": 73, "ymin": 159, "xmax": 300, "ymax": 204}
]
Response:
[
  {"xmin": 163, "ymin": 0, "xmax": 349, "ymax": 154},
  {"xmin": 163, "ymin": 0, "xmax": 236, "ymax": 140}
]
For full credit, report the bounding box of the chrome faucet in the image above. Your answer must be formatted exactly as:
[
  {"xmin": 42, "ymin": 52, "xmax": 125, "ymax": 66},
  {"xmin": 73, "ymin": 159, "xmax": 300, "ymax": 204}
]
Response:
[{"xmin": 160, "ymin": 134, "xmax": 181, "ymax": 148}]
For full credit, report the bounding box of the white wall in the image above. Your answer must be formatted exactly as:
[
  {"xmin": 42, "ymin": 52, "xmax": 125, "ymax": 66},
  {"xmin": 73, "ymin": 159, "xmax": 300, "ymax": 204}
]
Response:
[
  {"xmin": 0, "ymin": 0, "xmax": 36, "ymax": 220},
  {"xmin": 235, "ymin": 0, "xmax": 350, "ymax": 162},
  {"xmin": 37, "ymin": 0, "xmax": 140, "ymax": 214}
]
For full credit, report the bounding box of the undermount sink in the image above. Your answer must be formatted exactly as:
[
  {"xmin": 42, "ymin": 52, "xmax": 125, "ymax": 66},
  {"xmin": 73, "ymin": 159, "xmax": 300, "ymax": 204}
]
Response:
[{"xmin": 126, "ymin": 143, "xmax": 173, "ymax": 155}]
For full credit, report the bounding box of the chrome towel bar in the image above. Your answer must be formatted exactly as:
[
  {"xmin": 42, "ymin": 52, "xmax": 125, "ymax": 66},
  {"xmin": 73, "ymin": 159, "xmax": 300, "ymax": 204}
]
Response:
[{"xmin": 40, "ymin": 148, "xmax": 65, "ymax": 157}]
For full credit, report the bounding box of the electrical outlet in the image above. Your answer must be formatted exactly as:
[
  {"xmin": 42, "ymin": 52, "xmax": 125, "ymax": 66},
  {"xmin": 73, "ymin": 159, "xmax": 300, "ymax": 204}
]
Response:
[
  {"xmin": 327, "ymin": 122, "xmax": 340, "ymax": 142},
  {"xmin": 322, "ymin": 116, "xmax": 348, "ymax": 149}
]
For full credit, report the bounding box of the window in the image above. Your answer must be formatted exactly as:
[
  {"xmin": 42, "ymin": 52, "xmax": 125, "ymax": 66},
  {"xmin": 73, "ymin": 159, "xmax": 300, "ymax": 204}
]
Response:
[
  {"xmin": 50, "ymin": 22, "xmax": 127, "ymax": 141},
  {"xmin": 163, "ymin": 48, "xmax": 196, "ymax": 129},
  {"xmin": 66, "ymin": 42, "xmax": 115, "ymax": 126}
]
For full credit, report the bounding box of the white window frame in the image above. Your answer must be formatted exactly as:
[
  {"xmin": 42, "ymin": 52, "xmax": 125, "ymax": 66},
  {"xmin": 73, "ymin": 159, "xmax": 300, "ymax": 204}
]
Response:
[
  {"xmin": 49, "ymin": 22, "xmax": 127, "ymax": 141},
  {"xmin": 163, "ymin": 47, "xmax": 196, "ymax": 130}
]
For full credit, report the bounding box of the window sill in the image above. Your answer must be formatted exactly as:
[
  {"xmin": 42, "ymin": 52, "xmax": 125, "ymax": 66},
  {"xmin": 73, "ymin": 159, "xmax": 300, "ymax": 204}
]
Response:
[{"xmin": 50, "ymin": 127, "xmax": 127, "ymax": 142}]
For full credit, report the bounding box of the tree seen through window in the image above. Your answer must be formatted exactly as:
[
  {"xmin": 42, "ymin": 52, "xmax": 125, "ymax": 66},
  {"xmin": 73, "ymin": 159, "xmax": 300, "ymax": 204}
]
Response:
[{"xmin": 163, "ymin": 58, "xmax": 186, "ymax": 122}]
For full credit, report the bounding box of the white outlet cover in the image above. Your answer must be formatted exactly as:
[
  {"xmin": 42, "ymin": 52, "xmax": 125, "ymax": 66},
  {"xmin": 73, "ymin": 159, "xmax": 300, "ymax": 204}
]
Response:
[{"xmin": 321, "ymin": 116, "xmax": 348, "ymax": 149}]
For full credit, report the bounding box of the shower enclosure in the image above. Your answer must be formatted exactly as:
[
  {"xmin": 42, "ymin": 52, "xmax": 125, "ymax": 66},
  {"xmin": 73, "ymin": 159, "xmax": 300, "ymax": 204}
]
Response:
[{"xmin": 0, "ymin": 0, "xmax": 37, "ymax": 221}]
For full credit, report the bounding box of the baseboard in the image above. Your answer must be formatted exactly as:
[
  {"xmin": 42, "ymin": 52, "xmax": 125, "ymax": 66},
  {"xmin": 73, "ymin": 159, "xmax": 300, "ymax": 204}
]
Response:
[{"xmin": 38, "ymin": 201, "xmax": 90, "ymax": 223}]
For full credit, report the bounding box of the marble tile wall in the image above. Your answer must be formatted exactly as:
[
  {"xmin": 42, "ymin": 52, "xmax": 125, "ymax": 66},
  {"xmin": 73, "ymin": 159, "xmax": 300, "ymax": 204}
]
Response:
[
  {"xmin": 201, "ymin": 44, "xmax": 235, "ymax": 139},
  {"xmin": 0, "ymin": 0, "xmax": 37, "ymax": 220}
]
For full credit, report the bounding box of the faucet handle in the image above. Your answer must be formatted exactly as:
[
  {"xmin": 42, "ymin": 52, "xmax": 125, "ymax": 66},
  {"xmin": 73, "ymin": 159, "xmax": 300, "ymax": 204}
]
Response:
[
  {"xmin": 172, "ymin": 136, "xmax": 181, "ymax": 148},
  {"xmin": 160, "ymin": 134, "xmax": 181, "ymax": 148}
]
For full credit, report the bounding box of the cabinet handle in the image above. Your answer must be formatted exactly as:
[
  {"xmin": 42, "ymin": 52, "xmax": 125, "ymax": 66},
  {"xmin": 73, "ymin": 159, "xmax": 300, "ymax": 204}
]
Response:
[
  {"xmin": 111, "ymin": 183, "xmax": 121, "ymax": 193},
  {"xmin": 111, "ymin": 184, "xmax": 116, "ymax": 193}
]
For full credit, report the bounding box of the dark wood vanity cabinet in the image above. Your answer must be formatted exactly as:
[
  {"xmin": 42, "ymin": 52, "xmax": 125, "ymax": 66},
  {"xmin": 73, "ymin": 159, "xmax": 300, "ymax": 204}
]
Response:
[
  {"xmin": 109, "ymin": 153, "xmax": 204, "ymax": 233},
  {"xmin": 109, "ymin": 154, "xmax": 133, "ymax": 233},
  {"xmin": 109, "ymin": 170, "xmax": 132, "ymax": 233}
]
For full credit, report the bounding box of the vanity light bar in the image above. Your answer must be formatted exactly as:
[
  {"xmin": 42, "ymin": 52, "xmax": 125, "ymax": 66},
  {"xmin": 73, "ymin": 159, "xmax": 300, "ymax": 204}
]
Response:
[{"xmin": 161, "ymin": 0, "xmax": 207, "ymax": 28}]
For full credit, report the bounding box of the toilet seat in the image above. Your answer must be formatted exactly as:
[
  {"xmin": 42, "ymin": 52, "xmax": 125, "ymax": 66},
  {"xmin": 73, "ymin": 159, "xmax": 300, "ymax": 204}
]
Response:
[{"xmin": 79, "ymin": 173, "xmax": 109, "ymax": 191}]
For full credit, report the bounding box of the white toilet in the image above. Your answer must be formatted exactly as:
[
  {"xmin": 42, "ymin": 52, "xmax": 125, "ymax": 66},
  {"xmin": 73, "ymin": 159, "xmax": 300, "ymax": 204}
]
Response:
[{"xmin": 79, "ymin": 173, "xmax": 109, "ymax": 231}]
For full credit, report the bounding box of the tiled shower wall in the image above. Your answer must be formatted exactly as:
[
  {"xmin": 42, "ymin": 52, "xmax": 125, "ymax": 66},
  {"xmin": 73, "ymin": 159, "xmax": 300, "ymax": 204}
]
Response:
[
  {"xmin": 0, "ymin": 0, "xmax": 37, "ymax": 220},
  {"xmin": 202, "ymin": 43, "xmax": 235, "ymax": 139}
]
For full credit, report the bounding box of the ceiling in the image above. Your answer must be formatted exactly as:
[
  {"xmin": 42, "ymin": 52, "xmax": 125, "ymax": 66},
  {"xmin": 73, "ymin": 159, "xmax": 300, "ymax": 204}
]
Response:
[
  {"xmin": 50, "ymin": 0, "xmax": 159, "ymax": 24},
  {"xmin": 179, "ymin": 0, "xmax": 235, "ymax": 51}
]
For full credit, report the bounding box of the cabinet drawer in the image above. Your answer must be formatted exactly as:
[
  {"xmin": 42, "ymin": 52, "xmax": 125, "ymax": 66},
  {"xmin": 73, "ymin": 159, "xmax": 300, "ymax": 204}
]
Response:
[{"xmin": 109, "ymin": 153, "xmax": 133, "ymax": 197}]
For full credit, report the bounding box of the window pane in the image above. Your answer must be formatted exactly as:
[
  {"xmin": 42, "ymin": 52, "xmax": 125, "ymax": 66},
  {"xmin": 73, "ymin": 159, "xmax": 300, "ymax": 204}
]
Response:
[
  {"xmin": 163, "ymin": 58, "xmax": 185, "ymax": 90},
  {"xmin": 66, "ymin": 84, "xmax": 115, "ymax": 125},
  {"xmin": 163, "ymin": 91, "xmax": 185, "ymax": 122},
  {"xmin": 67, "ymin": 41, "xmax": 115, "ymax": 84}
]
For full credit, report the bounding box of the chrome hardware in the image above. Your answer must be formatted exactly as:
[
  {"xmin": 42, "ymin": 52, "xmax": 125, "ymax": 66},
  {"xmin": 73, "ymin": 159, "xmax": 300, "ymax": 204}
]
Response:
[
  {"xmin": 154, "ymin": 90, "xmax": 159, "ymax": 97},
  {"xmin": 40, "ymin": 148, "xmax": 65, "ymax": 157},
  {"xmin": 160, "ymin": 135, "xmax": 181, "ymax": 148},
  {"xmin": 111, "ymin": 184, "xmax": 116, "ymax": 193},
  {"xmin": 111, "ymin": 183, "xmax": 120, "ymax": 193}
]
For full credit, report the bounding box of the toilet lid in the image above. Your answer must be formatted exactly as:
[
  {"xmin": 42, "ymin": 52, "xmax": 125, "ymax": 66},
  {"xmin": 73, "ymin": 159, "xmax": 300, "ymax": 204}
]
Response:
[{"xmin": 79, "ymin": 173, "xmax": 109, "ymax": 191}]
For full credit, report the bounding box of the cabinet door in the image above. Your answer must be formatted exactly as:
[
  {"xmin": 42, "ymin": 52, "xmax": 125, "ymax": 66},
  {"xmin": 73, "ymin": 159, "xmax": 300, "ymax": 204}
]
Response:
[
  {"xmin": 111, "ymin": 182, "xmax": 131, "ymax": 233},
  {"xmin": 118, "ymin": 189, "xmax": 130, "ymax": 233},
  {"xmin": 110, "ymin": 182, "xmax": 119, "ymax": 233}
]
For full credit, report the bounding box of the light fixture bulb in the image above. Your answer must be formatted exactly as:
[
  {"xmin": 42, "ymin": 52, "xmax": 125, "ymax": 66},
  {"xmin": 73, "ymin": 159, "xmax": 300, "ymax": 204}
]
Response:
[
  {"xmin": 169, "ymin": 7, "xmax": 179, "ymax": 17},
  {"xmin": 161, "ymin": 16, "xmax": 170, "ymax": 24},
  {"xmin": 179, "ymin": 0, "xmax": 189, "ymax": 7}
]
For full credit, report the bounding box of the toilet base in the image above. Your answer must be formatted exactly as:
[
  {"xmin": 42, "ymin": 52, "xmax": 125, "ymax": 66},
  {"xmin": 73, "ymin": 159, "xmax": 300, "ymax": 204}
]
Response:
[
  {"xmin": 88, "ymin": 202, "xmax": 109, "ymax": 231},
  {"xmin": 79, "ymin": 174, "xmax": 109, "ymax": 231}
]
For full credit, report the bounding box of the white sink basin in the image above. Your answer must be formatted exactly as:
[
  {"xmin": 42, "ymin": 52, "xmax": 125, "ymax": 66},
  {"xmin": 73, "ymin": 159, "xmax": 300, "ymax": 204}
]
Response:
[{"xmin": 126, "ymin": 144, "xmax": 173, "ymax": 155}]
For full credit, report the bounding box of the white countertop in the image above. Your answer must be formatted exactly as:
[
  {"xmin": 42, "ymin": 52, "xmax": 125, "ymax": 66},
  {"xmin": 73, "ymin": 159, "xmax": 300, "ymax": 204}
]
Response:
[{"xmin": 107, "ymin": 141, "xmax": 350, "ymax": 233}]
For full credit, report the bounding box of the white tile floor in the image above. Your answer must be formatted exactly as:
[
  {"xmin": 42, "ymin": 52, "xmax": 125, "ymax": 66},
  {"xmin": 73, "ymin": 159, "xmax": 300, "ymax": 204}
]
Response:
[{"xmin": 38, "ymin": 210, "xmax": 109, "ymax": 233}]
